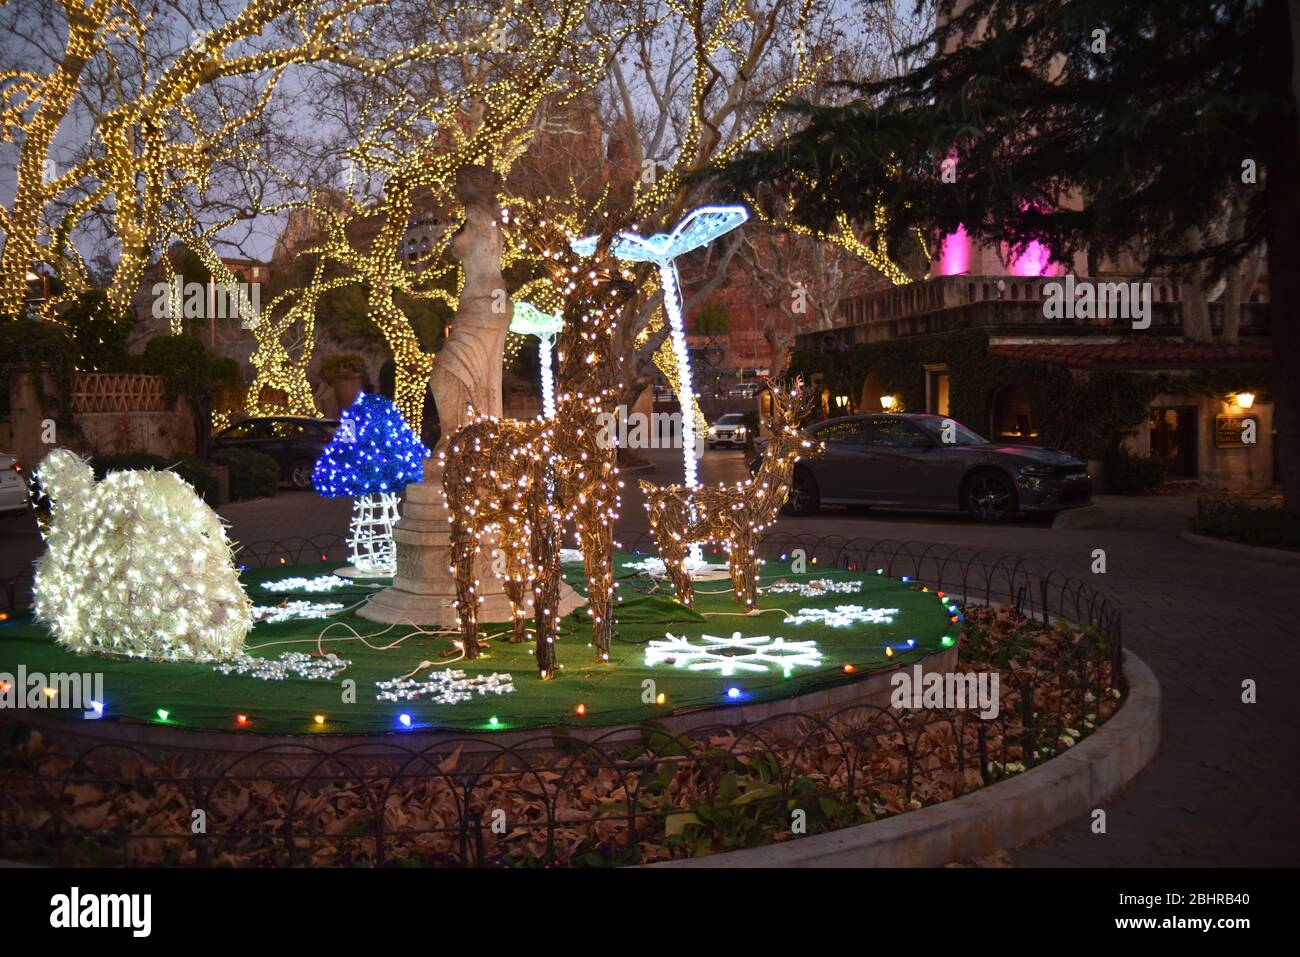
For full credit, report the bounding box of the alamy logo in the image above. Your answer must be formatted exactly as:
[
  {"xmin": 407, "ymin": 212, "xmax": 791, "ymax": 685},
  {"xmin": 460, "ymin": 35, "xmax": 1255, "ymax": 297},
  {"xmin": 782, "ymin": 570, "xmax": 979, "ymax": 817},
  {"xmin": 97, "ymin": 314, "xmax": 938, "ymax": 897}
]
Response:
[
  {"xmin": 1042, "ymin": 275, "xmax": 1152, "ymax": 329},
  {"xmin": 50, "ymin": 887, "xmax": 151, "ymax": 937},
  {"xmin": 596, "ymin": 406, "xmax": 701, "ymax": 457},
  {"xmin": 0, "ymin": 667, "xmax": 104, "ymax": 714},
  {"xmin": 890, "ymin": 665, "xmax": 1000, "ymax": 719},
  {"xmin": 151, "ymin": 274, "xmax": 261, "ymax": 327}
]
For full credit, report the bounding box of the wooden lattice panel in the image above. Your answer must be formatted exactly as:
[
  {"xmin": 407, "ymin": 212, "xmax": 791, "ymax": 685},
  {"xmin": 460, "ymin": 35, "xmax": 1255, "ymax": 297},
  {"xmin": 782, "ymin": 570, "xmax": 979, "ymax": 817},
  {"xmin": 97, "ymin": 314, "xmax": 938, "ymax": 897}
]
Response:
[{"xmin": 71, "ymin": 373, "xmax": 166, "ymax": 414}]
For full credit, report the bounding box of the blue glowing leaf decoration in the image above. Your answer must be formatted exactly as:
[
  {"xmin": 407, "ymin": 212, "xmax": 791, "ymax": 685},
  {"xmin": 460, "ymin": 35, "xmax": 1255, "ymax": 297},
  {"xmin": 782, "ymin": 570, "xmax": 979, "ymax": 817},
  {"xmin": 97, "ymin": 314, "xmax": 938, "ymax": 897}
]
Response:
[{"xmin": 312, "ymin": 392, "xmax": 430, "ymax": 497}]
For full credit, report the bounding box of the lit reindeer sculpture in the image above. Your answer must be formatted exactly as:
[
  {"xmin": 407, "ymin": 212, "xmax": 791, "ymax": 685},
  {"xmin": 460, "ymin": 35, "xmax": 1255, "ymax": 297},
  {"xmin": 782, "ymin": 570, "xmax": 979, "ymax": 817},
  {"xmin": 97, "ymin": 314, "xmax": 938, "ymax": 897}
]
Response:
[
  {"xmin": 443, "ymin": 224, "xmax": 634, "ymax": 679},
  {"xmin": 641, "ymin": 383, "xmax": 819, "ymax": 609}
]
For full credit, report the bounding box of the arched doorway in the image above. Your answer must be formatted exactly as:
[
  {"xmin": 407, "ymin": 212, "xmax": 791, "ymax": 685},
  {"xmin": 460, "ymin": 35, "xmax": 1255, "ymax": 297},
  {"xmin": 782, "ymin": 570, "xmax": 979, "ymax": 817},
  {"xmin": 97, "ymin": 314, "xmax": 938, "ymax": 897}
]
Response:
[{"xmin": 991, "ymin": 385, "xmax": 1039, "ymax": 442}]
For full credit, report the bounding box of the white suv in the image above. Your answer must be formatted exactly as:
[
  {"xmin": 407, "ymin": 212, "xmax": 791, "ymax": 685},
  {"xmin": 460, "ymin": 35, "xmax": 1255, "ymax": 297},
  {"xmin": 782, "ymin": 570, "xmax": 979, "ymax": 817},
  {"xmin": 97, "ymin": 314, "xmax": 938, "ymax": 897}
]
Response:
[{"xmin": 0, "ymin": 452, "xmax": 28, "ymax": 514}]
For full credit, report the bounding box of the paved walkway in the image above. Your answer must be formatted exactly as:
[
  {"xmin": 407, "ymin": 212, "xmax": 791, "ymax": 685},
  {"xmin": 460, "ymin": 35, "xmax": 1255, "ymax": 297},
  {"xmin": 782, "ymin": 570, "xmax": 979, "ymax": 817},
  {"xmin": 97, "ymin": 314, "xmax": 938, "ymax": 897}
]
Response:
[
  {"xmin": 775, "ymin": 487, "xmax": 1299, "ymax": 866},
  {"xmin": 3, "ymin": 448, "xmax": 1296, "ymax": 864}
]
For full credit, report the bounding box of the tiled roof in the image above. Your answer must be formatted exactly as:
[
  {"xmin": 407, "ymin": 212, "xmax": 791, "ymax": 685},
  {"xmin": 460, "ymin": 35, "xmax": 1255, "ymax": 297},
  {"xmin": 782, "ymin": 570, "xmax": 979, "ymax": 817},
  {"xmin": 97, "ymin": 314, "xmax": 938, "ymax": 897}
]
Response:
[{"xmin": 988, "ymin": 341, "xmax": 1272, "ymax": 369}]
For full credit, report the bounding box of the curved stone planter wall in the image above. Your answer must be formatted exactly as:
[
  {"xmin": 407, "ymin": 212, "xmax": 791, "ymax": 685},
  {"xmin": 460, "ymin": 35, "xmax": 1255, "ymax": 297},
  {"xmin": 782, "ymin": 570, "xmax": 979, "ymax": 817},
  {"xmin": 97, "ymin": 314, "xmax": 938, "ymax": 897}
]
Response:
[{"xmin": 649, "ymin": 648, "xmax": 1160, "ymax": 867}]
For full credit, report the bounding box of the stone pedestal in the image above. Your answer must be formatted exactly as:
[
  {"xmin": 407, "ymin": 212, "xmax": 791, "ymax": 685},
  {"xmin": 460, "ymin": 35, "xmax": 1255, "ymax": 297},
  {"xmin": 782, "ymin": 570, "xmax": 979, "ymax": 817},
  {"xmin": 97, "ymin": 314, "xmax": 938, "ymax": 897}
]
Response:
[{"xmin": 359, "ymin": 467, "xmax": 585, "ymax": 626}]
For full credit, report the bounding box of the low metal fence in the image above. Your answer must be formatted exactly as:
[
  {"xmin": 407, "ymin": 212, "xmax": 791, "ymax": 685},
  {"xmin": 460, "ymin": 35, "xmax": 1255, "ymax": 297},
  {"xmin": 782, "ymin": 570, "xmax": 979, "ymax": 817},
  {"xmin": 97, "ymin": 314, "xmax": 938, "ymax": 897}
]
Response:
[{"xmin": 1, "ymin": 532, "xmax": 1123, "ymax": 867}]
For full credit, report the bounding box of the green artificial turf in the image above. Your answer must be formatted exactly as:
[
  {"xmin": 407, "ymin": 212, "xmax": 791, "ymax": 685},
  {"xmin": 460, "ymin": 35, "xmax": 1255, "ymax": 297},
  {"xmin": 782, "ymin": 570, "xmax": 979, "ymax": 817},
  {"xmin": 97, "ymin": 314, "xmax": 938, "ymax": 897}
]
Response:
[{"xmin": 0, "ymin": 554, "xmax": 958, "ymax": 735}]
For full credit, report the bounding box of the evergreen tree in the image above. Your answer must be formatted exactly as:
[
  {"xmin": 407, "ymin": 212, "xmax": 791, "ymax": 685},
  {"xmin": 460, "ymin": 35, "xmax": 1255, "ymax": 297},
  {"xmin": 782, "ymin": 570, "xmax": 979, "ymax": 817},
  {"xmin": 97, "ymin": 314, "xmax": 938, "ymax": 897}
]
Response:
[{"xmin": 718, "ymin": 0, "xmax": 1300, "ymax": 510}]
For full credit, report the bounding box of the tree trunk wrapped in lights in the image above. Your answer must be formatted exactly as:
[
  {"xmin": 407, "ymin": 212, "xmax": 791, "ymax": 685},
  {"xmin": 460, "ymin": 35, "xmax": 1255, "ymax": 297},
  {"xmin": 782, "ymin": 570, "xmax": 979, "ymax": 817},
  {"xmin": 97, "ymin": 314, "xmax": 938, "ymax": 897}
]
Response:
[
  {"xmin": 312, "ymin": 391, "xmax": 430, "ymax": 577},
  {"xmin": 642, "ymin": 384, "xmax": 820, "ymax": 608},
  {"xmin": 443, "ymin": 221, "xmax": 634, "ymax": 676}
]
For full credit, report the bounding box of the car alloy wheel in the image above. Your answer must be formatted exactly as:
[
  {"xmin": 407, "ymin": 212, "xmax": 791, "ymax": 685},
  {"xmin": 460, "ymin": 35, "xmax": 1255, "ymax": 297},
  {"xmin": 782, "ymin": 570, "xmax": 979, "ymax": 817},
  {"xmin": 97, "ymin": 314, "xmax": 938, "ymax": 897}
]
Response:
[
  {"xmin": 291, "ymin": 460, "xmax": 314, "ymax": 489},
  {"xmin": 783, "ymin": 469, "xmax": 819, "ymax": 516},
  {"xmin": 967, "ymin": 471, "xmax": 1015, "ymax": 522}
]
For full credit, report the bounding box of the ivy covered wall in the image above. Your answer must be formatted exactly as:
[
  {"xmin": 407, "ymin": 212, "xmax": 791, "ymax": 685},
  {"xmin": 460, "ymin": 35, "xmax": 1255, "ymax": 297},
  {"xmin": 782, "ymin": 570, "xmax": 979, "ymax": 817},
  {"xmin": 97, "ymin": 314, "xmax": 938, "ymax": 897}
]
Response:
[{"xmin": 790, "ymin": 330, "xmax": 1269, "ymax": 461}]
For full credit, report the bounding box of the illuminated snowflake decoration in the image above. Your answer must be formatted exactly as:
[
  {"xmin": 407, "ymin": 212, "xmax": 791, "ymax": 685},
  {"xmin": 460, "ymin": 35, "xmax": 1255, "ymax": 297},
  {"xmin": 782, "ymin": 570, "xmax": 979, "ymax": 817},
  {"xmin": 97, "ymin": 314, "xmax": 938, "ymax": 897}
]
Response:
[
  {"xmin": 259, "ymin": 574, "xmax": 353, "ymax": 593},
  {"xmin": 785, "ymin": 604, "xmax": 900, "ymax": 627},
  {"xmin": 375, "ymin": 670, "xmax": 515, "ymax": 705},
  {"xmin": 623, "ymin": 556, "xmax": 730, "ymax": 578},
  {"xmin": 251, "ymin": 601, "xmax": 345, "ymax": 624},
  {"xmin": 762, "ymin": 578, "xmax": 864, "ymax": 597},
  {"xmin": 214, "ymin": 651, "xmax": 350, "ymax": 681},
  {"xmin": 645, "ymin": 631, "xmax": 823, "ymax": 676}
]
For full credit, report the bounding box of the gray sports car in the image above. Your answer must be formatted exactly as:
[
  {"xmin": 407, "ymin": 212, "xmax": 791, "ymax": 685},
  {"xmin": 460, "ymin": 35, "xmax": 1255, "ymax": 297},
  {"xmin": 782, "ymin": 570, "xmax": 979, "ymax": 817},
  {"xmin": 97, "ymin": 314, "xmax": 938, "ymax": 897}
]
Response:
[{"xmin": 754, "ymin": 413, "xmax": 1092, "ymax": 522}]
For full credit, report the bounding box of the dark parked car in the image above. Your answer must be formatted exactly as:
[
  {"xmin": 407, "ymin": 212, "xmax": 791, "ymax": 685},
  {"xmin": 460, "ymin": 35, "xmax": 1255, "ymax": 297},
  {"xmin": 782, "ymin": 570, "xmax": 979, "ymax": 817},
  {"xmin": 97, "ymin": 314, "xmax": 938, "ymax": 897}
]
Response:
[
  {"xmin": 754, "ymin": 413, "xmax": 1092, "ymax": 522},
  {"xmin": 211, "ymin": 416, "xmax": 339, "ymax": 489}
]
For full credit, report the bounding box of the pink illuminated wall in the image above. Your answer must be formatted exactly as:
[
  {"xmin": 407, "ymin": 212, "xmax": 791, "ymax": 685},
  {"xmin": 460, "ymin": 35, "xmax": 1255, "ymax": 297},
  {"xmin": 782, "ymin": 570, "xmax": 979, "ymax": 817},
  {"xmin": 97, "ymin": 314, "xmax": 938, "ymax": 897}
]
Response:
[
  {"xmin": 1007, "ymin": 240, "xmax": 1059, "ymax": 277},
  {"xmin": 936, "ymin": 224, "xmax": 970, "ymax": 275}
]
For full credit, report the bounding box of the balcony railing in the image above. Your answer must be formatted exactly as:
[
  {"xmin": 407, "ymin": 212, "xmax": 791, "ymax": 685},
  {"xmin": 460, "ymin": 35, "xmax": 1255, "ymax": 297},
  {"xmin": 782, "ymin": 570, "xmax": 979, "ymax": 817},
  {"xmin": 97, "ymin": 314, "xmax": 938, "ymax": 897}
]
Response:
[{"xmin": 70, "ymin": 373, "xmax": 166, "ymax": 414}]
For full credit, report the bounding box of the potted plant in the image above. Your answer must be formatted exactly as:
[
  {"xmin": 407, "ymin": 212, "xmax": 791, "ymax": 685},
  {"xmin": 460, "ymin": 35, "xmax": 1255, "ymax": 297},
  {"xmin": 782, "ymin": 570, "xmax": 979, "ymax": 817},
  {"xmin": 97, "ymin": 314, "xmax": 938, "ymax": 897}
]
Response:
[{"xmin": 321, "ymin": 354, "xmax": 366, "ymax": 409}]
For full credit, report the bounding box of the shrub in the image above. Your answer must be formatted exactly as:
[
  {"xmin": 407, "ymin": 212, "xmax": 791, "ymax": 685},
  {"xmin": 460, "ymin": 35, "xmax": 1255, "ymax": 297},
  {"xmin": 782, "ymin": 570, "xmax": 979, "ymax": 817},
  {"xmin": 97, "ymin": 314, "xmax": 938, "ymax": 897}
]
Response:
[
  {"xmin": 93, "ymin": 452, "xmax": 219, "ymax": 505},
  {"xmin": 1101, "ymin": 447, "xmax": 1165, "ymax": 494},
  {"xmin": 211, "ymin": 447, "xmax": 280, "ymax": 501},
  {"xmin": 131, "ymin": 335, "xmax": 243, "ymax": 460},
  {"xmin": 1190, "ymin": 495, "xmax": 1300, "ymax": 552}
]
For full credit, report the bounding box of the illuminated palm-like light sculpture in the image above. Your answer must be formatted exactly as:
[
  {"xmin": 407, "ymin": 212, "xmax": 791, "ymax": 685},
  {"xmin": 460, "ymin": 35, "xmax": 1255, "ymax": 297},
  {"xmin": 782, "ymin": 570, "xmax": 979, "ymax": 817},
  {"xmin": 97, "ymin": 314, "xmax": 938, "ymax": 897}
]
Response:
[
  {"xmin": 572, "ymin": 206, "xmax": 748, "ymax": 565},
  {"xmin": 509, "ymin": 300, "xmax": 565, "ymax": 418}
]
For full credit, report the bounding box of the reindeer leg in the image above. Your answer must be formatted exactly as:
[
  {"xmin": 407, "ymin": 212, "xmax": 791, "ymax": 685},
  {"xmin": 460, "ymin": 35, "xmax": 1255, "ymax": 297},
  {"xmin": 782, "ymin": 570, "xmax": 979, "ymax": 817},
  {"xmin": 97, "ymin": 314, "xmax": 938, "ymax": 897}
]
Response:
[
  {"xmin": 502, "ymin": 531, "xmax": 531, "ymax": 644},
  {"xmin": 579, "ymin": 504, "xmax": 615, "ymax": 662},
  {"xmin": 528, "ymin": 490, "xmax": 560, "ymax": 680},
  {"xmin": 658, "ymin": 532, "xmax": 694, "ymax": 607},
  {"xmin": 730, "ymin": 529, "xmax": 758, "ymax": 609},
  {"xmin": 450, "ymin": 522, "xmax": 481, "ymax": 659}
]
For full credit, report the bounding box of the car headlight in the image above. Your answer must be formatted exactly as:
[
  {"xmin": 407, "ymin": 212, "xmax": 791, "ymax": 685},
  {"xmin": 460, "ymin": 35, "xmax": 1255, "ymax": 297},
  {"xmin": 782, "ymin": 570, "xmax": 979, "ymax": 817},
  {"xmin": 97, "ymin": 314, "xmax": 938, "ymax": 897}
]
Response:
[
  {"xmin": 707, "ymin": 427, "xmax": 717, "ymax": 437},
  {"xmin": 736, "ymin": 426, "xmax": 746, "ymax": 436},
  {"xmin": 1018, "ymin": 464, "xmax": 1053, "ymax": 476}
]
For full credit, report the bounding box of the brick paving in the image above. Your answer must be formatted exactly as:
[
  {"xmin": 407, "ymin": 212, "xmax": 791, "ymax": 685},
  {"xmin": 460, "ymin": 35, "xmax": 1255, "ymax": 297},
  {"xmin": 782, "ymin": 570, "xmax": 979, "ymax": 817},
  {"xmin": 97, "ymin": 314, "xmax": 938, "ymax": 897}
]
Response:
[{"xmin": 3, "ymin": 448, "xmax": 1296, "ymax": 864}]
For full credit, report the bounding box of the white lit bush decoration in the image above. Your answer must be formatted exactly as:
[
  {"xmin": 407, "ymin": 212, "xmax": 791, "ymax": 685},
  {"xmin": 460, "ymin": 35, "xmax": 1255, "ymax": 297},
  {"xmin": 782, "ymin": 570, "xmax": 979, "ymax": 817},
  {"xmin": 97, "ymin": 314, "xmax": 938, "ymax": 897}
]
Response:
[{"xmin": 32, "ymin": 449, "xmax": 252, "ymax": 661}]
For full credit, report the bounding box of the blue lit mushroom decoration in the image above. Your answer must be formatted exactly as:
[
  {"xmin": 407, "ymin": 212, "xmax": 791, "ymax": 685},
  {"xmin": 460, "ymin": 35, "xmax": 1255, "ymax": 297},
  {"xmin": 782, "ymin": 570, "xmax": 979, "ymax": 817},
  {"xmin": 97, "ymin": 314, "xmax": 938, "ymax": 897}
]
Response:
[
  {"xmin": 572, "ymin": 205, "xmax": 749, "ymax": 565},
  {"xmin": 509, "ymin": 300, "xmax": 565, "ymax": 418},
  {"xmin": 312, "ymin": 392, "xmax": 430, "ymax": 576}
]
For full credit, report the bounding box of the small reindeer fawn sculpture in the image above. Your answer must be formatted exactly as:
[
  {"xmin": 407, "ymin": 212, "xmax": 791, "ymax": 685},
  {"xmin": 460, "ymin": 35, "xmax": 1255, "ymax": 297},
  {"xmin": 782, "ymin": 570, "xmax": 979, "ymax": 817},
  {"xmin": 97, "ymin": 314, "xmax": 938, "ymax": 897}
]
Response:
[
  {"xmin": 442, "ymin": 224, "xmax": 632, "ymax": 678},
  {"xmin": 641, "ymin": 383, "xmax": 818, "ymax": 609}
]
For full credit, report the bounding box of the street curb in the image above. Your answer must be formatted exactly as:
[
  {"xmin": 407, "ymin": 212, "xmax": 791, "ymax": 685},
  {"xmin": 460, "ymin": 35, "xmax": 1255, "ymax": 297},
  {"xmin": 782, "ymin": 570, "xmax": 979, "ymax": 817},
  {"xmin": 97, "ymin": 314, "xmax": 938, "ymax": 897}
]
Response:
[
  {"xmin": 1178, "ymin": 530, "xmax": 1300, "ymax": 567},
  {"xmin": 1051, "ymin": 505, "xmax": 1106, "ymax": 530},
  {"xmin": 647, "ymin": 648, "xmax": 1160, "ymax": 868}
]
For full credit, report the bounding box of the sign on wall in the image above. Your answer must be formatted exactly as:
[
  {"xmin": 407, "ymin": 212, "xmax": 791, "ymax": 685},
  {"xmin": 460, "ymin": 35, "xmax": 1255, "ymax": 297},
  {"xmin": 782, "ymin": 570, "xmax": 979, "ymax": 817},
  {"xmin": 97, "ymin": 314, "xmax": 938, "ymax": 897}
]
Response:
[{"xmin": 1215, "ymin": 415, "xmax": 1257, "ymax": 448}]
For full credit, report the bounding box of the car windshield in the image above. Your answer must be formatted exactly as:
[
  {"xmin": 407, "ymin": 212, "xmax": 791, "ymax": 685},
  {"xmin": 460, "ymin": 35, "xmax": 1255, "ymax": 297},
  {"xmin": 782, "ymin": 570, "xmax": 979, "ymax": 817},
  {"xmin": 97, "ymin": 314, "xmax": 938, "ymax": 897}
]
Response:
[
  {"xmin": 716, "ymin": 415, "xmax": 745, "ymax": 425},
  {"xmin": 915, "ymin": 417, "xmax": 989, "ymax": 446}
]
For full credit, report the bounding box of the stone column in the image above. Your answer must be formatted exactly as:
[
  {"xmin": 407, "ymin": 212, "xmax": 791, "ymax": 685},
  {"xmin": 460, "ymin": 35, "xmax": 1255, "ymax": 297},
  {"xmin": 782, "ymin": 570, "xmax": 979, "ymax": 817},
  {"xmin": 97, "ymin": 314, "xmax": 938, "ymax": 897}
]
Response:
[
  {"xmin": 358, "ymin": 458, "xmax": 521, "ymax": 625},
  {"xmin": 360, "ymin": 165, "xmax": 584, "ymax": 626}
]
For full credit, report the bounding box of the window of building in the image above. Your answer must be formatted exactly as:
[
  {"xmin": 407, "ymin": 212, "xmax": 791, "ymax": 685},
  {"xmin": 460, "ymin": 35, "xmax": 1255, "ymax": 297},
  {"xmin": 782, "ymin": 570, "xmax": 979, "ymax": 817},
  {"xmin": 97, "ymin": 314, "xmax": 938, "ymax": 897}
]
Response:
[
  {"xmin": 924, "ymin": 364, "xmax": 950, "ymax": 416},
  {"xmin": 1149, "ymin": 406, "xmax": 1198, "ymax": 478},
  {"xmin": 992, "ymin": 386, "xmax": 1038, "ymax": 441}
]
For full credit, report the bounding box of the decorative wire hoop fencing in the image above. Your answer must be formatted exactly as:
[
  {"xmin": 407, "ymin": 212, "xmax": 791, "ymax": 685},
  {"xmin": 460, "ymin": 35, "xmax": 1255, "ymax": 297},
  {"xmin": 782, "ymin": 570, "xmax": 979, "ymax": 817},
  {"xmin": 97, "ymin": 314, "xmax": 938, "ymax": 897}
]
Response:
[{"xmin": 0, "ymin": 533, "xmax": 1124, "ymax": 867}]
